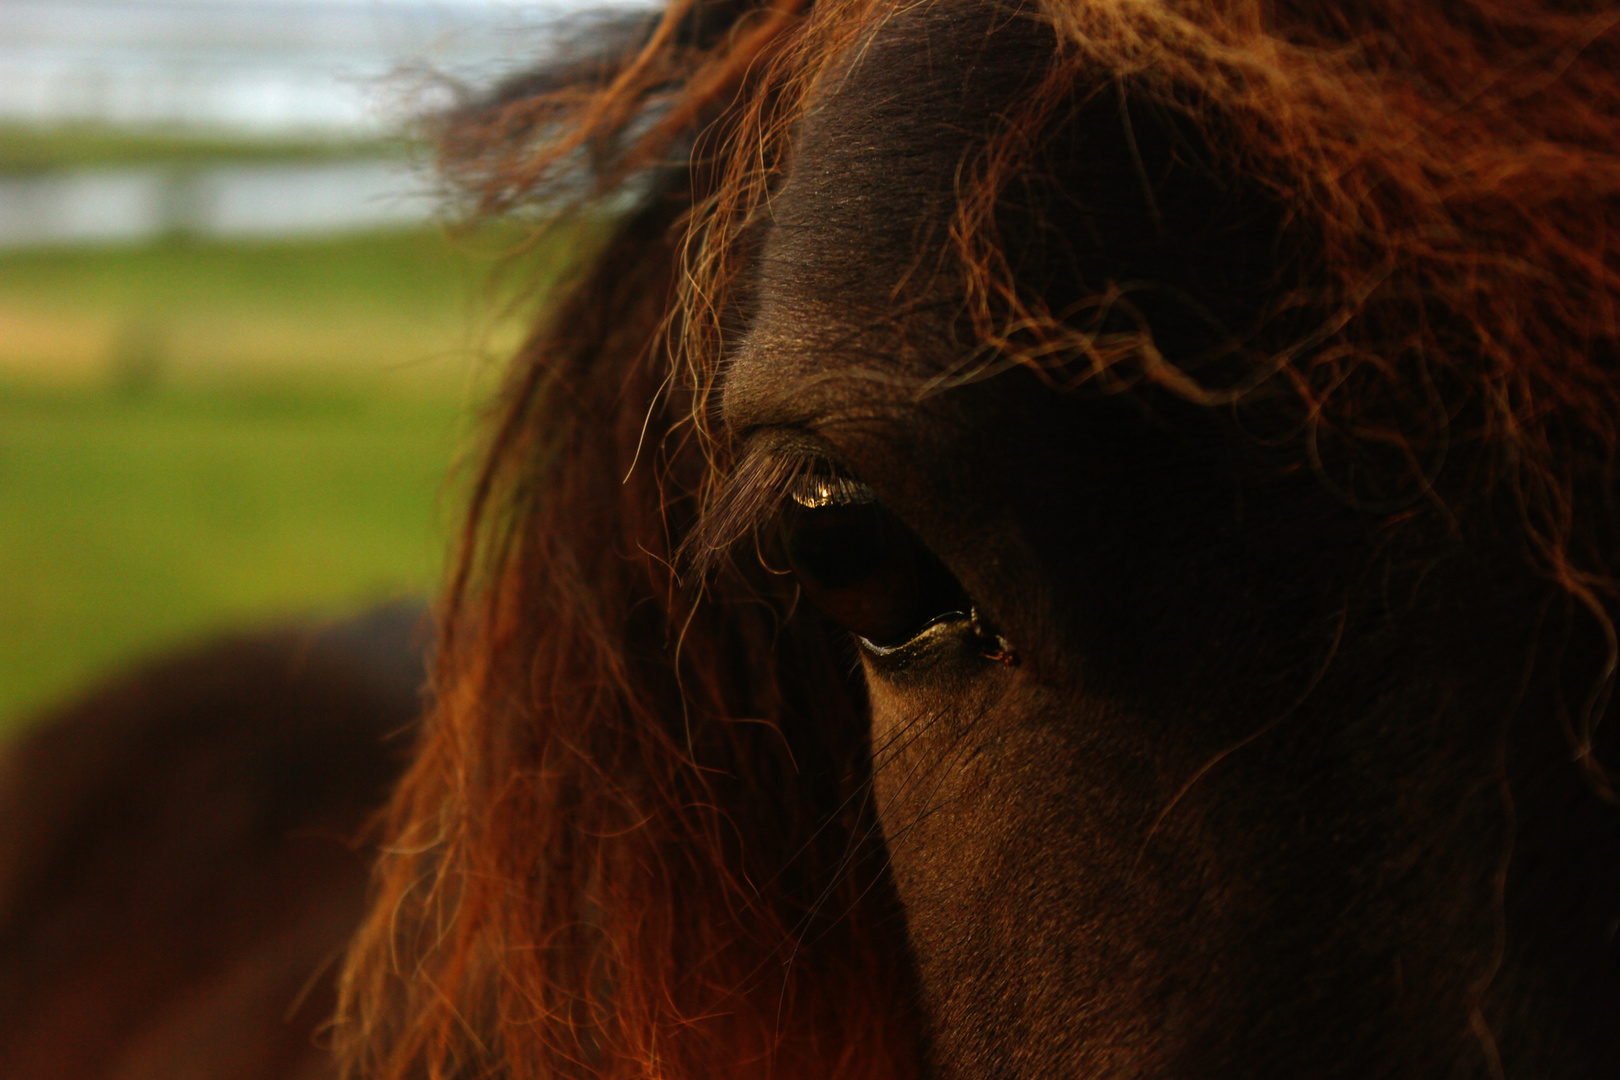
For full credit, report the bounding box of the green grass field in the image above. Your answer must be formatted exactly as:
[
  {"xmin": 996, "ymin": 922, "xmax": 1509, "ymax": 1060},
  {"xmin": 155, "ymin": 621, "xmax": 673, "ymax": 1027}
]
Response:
[
  {"xmin": 0, "ymin": 383, "xmax": 467, "ymax": 728},
  {"xmin": 0, "ymin": 216, "xmax": 599, "ymax": 733}
]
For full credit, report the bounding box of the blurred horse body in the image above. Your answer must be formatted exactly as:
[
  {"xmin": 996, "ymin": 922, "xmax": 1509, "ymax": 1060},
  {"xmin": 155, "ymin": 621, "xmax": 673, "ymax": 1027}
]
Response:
[{"xmin": 0, "ymin": 605, "xmax": 422, "ymax": 1079}]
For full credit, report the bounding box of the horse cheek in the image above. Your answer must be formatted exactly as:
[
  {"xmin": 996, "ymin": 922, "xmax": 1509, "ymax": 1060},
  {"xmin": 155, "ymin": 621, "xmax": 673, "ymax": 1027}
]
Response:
[{"xmin": 866, "ymin": 671, "xmax": 1188, "ymax": 1077}]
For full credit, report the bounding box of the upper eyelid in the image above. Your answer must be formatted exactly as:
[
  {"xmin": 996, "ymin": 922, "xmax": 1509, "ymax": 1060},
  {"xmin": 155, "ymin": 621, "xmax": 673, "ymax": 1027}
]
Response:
[
  {"xmin": 730, "ymin": 429, "xmax": 859, "ymax": 498},
  {"xmin": 679, "ymin": 430, "xmax": 858, "ymax": 576},
  {"xmin": 735, "ymin": 426, "xmax": 848, "ymax": 471}
]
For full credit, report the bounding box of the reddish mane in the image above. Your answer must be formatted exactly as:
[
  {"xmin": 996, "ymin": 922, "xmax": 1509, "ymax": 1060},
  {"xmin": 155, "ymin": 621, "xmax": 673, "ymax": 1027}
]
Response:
[
  {"xmin": 335, "ymin": 180, "xmax": 922, "ymax": 1076},
  {"xmin": 335, "ymin": 1, "xmax": 1620, "ymax": 1077}
]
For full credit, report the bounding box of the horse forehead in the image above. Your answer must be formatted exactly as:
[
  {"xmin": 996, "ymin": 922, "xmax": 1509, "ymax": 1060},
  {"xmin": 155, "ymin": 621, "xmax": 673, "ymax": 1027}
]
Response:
[{"xmin": 722, "ymin": 2, "xmax": 1051, "ymax": 432}]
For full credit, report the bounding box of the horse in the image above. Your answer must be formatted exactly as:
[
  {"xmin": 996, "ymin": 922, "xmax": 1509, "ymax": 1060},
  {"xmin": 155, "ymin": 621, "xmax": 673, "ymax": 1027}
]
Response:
[
  {"xmin": 5, "ymin": 0, "xmax": 1619, "ymax": 1076},
  {"xmin": 326, "ymin": 0, "xmax": 1620, "ymax": 1077},
  {"xmin": 0, "ymin": 604, "xmax": 424, "ymax": 1080}
]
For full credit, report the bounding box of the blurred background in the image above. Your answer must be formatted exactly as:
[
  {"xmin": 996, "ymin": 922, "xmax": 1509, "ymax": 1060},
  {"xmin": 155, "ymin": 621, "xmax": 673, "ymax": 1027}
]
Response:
[{"xmin": 0, "ymin": 0, "xmax": 640, "ymax": 733}]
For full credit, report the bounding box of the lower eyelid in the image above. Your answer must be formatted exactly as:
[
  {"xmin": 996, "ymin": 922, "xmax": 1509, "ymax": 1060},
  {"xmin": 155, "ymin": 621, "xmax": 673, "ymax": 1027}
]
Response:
[{"xmin": 859, "ymin": 611, "xmax": 969, "ymax": 657}]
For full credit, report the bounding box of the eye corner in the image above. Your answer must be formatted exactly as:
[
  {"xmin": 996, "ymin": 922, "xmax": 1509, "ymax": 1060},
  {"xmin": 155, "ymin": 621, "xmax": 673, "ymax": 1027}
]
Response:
[{"xmin": 968, "ymin": 604, "xmax": 1020, "ymax": 667}]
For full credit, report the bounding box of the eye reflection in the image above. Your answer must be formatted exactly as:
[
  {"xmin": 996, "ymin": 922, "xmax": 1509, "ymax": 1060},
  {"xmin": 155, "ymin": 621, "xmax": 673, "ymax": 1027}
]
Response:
[{"xmin": 780, "ymin": 473, "xmax": 969, "ymax": 649}]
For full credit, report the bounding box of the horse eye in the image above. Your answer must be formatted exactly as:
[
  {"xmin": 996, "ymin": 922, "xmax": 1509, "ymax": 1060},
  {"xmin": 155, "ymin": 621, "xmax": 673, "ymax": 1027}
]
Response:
[{"xmin": 780, "ymin": 474, "xmax": 969, "ymax": 650}]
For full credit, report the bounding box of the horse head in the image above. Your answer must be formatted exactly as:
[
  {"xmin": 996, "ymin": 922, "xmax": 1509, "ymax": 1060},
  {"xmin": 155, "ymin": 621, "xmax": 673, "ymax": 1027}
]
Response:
[{"xmin": 339, "ymin": 2, "xmax": 1620, "ymax": 1077}]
